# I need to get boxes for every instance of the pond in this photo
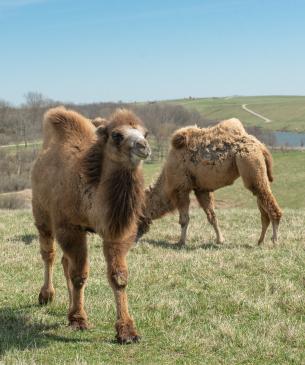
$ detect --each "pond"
[273,131,305,147]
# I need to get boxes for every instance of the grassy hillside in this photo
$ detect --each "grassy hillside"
[144,150,305,209]
[0,208,304,364]
[169,96,305,132]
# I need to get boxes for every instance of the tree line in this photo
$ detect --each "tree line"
[0,92,276,195]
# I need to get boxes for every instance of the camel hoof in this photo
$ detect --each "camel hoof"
[115,319,140,344]
[38,289,55,305]
[217,238,225,245]
[116,334,141,345]
[69,319,89,331]
[177,240,186,247]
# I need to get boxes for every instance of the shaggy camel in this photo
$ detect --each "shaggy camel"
[137,118,282,246]
[32,107,150,343]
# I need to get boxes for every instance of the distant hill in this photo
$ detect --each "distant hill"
[166,96,305,132]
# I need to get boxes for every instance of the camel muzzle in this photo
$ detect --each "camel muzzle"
[132,140,151,159]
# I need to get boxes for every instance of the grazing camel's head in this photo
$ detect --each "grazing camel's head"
[97,109,150,167]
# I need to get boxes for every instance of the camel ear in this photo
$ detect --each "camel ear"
[172,131,187,149]
[92,117,108,128]
[96,125,109,142]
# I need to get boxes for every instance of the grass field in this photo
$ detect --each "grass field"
[0,150,304,364]
[1,208,305,364]
[169,96,305,132]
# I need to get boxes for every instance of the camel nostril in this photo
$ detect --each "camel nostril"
[135,141,146,150]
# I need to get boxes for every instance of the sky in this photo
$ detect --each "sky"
[0,0,305,104]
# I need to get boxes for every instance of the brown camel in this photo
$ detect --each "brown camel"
[137,118,282,246]
[32,106,150,343]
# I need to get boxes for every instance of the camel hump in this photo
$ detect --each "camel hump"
[171,127,190,149]
[219,118,246,133]
[43,106,94,145]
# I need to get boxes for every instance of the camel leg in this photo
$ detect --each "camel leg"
[237,155,282,245]
[61,255,73,311]
[56,226,89,329]
[103,241,139,344]
[257,199,270,245]
[177,195,190,246]
[195,191,224,244]
[171,190,190,246]
[255,188,281,244]
[36,223,56,305]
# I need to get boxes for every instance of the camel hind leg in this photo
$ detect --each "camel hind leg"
[33,206,56,305]
[195,190,224,244]
[257,199,270,245]
[236,153,282,245]
[56,225,89,330]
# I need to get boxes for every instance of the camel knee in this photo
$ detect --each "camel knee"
[40,247,56,263]
[70,272,88,289]
[179,212,189,227]
[110,269,128,289]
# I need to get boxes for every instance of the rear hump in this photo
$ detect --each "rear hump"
[42,106,94,146]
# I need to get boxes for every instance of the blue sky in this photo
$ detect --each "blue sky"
[0,0,304,104]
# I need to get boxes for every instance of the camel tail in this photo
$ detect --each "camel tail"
[42,106,94,146]
[262,146,274,182]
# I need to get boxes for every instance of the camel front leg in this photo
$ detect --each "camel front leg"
[173,190,190,246]
[195,191,224,244]
[61,255,73,311]
[103,241,139,344]
[177,203,190,246]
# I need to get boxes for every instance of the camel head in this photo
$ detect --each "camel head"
[96,108,151,168]
[136,215,152,242]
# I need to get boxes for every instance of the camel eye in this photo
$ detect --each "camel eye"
[111,131,124,145]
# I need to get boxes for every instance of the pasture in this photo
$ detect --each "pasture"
[0,150,305,364]
[171,96,305,132]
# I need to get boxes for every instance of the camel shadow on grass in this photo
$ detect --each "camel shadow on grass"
[11,233,37,245]
[0,305,91,358]
[143,239,254,251]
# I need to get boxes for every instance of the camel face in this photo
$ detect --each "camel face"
[106,124,151,166]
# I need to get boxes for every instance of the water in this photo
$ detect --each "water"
[273,131,305,147]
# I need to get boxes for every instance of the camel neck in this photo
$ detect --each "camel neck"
[100,161,144,239]
[145,168,174,220]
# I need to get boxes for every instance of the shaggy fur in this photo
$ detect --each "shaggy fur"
[137,118,282,246]
[32,106,150,343]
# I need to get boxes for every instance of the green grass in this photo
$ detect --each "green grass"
[144,150,305,209]
[168,96,305,132]
[0,150,304,364]
[1,208,305,364]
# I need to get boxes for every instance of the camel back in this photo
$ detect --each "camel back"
[171,118,246,150]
